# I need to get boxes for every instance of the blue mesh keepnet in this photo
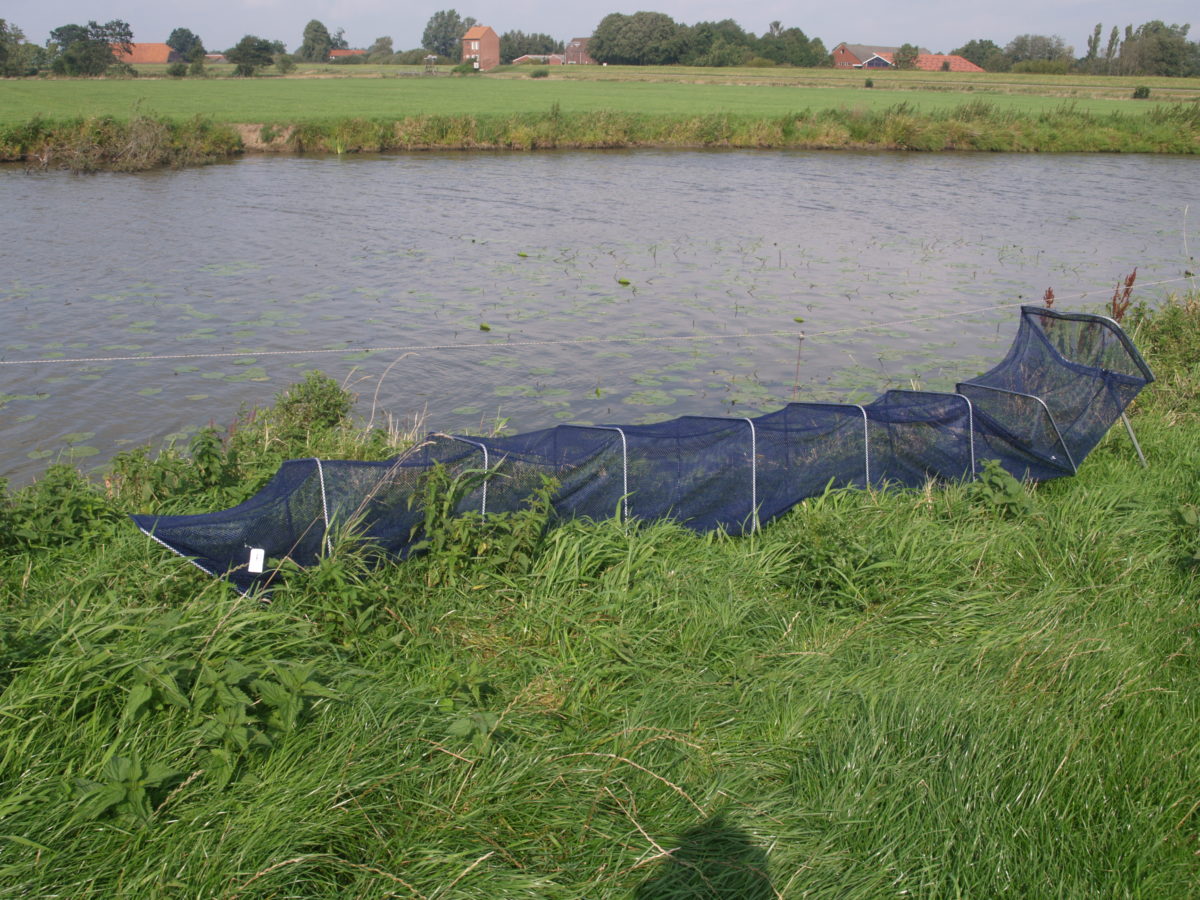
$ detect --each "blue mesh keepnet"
[132,306,1154,595]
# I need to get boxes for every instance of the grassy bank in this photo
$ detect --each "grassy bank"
[1,297,1199,895]
[3,100,1199,171]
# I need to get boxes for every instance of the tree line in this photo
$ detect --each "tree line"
[1,12,1197,78]
[952,22,1198,76]
[589,14,825,67]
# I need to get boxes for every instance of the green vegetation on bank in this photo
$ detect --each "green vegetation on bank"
[2,100,1199,170]
[1,297,1199,895]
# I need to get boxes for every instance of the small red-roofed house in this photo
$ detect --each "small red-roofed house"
[329,49,368,60]
[836,44,984,73]
[462,25,500,71]
[111,43,183,65]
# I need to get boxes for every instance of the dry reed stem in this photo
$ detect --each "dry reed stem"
[558,751,704,813]
[431,850,495,898]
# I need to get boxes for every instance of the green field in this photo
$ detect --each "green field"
[4,65,1200,125]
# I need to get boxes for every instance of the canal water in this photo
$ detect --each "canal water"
[1,150,1197,484]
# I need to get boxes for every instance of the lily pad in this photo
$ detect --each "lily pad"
[624,390,676,407]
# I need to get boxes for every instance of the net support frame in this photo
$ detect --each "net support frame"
[1045,309,1153,469]
[577,425,629,522]
[1121,412,1148,468]
[680,415,760,533]
[855,404,871,485]
[780,402,871,486]
[446,436,491,519]
[876,390,976,477]
[955,382,1078,475]
[313,457,332,555]
[742,416,759,532]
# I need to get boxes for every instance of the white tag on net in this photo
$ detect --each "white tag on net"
[248,548,265,574]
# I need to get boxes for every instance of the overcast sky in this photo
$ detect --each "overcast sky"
[10,1,1197,55]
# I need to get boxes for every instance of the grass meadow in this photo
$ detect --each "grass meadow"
[3,66,1200,125]
[0,296,1198,895]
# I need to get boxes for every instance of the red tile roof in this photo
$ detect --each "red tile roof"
[112,43,180,64]
[915,54,985,73]
[462,26,493,40]
[329,49,367,58]
[876,52,985,73]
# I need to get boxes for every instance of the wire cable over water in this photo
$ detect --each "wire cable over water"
[0,277,1190,369]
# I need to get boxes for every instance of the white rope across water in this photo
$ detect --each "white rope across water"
[0,276,1190,370]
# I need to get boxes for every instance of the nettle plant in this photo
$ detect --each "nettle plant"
[969,459,1036,518]
[407,464,559,588]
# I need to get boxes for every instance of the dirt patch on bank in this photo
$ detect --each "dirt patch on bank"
[235,123,295,151]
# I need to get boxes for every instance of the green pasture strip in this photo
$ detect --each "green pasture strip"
[0,76,1185,125]
[151,61,1200,100]
[1,298,1199,895]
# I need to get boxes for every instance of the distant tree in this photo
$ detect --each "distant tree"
[0,19,38,75]
[166,27,204,58]
[50,20,133,76]
[757,24,825,67]
[679,20,753,67]
[1004,34,1072,64]
[187,47,206,77]
[951,38,1001,69]
[49,23,89,50]
[893,43,920,69]
[590,12,683,65]
[0,19,14,70]
[1118,21,1198,76]
[1104,26,1121,71]
[226,35,276,76]
[331,28,349,51]
[423,10,475,59]
[275,53,296,74]
[499,30,562,64]
[1084,23,1102,64]
[983,49,1011,72]
[366,36,393,62]
[297,19,333,61]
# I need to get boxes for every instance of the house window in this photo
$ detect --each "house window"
[469,40,479,51]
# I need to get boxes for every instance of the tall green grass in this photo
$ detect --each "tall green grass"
[1,303,1199,895]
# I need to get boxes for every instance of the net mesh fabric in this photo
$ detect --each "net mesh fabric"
[132,307,1153,595]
